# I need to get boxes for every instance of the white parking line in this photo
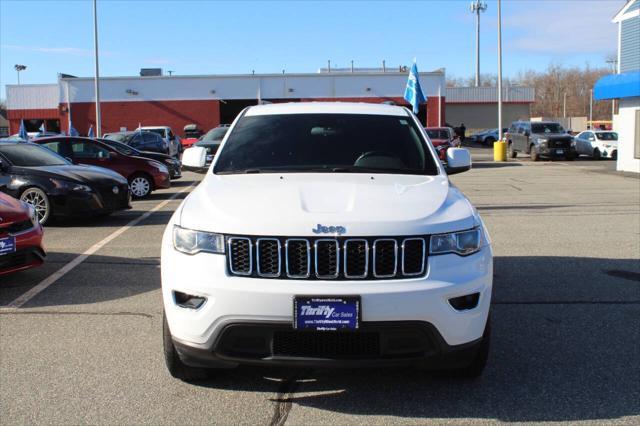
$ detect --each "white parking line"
[4,183,196,309]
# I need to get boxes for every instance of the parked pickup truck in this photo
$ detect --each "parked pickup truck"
[164,102,493,381]
[506,120,575,161]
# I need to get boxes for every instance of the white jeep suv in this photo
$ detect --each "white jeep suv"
[162,102,493,380]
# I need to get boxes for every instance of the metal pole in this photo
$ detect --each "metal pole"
[589,88,593,127]
[65,81,72,134]
[17,70,20,85]
[563,92,567,118]
[327,60,331,73]
[476,7,480,87]
[93,0,102,137]
[497,0,503,142]
[382,60,386,73]
[350,60,354,73]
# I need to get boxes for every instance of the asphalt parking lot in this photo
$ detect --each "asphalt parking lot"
[1,151,639,425]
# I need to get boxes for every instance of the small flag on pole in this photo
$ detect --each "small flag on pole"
[39,122,46,134]
[87,125,95,138]
[69,122,79,137]
[404,61,426,114]
[18,120,29,141]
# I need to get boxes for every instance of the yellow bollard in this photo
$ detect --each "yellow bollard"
[493,139,507,162]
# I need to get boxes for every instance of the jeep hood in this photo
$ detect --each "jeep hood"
[179,173,476,236]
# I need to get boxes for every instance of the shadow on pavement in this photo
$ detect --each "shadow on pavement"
[187,256,639,423]
[473,162,523,169]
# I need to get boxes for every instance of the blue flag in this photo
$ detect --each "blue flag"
[18,120,29,141]
[69,122,79,137]
[87,125,95,138]
[404,62,426,114]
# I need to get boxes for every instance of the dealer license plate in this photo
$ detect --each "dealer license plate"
[294,296,360,331]
[556,149,564,155]
[0,236,16,256]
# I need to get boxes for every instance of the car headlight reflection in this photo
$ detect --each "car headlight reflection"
[430,227,483,256]
[173,225,225,255]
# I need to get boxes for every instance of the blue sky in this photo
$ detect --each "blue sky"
[0,0,625,99]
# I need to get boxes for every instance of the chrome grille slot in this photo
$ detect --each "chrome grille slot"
[402,238,426,276]
[227,235,426,280]
[256,238,281,277]
[373,239,397,278]
[286,239,311,278]
[227,237,252,275]
[344,239,368,278]
[315,239,339,279]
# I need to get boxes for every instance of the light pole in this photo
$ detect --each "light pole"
[93,0,102,137]
[470,0,487,87]
[589,88,593,128]
[497,0,503,142]
[563,92,567,118]
[14,64,27,85]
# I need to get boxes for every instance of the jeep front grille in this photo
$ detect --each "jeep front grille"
[227,236,427,280]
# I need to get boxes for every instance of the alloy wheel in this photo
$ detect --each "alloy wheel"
[130,176,151,198]
[20,188,50,224]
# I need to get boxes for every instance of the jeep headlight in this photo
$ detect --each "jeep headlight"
[430,227,482,256]
[173,225,225,255]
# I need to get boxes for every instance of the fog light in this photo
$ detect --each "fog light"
[173,291,206,309]
[449,292,480,311]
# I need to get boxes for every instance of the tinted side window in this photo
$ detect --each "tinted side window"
[72,141,110,159]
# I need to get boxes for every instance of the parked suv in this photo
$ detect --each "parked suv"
[139,126,182,157]
[35,136,170,198]
[506,121,575,161]
[103,131,170,156]
[163,102,493,381]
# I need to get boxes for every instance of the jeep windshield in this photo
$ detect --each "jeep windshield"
[532,123,564,134]
[214,113,438,175]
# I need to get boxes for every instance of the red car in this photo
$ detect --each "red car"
[35,137,171,199]
[0,192,46,276]
[425,127,459,161]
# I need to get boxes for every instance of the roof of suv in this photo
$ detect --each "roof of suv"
[245,102,410,117]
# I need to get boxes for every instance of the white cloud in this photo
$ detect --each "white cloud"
[1,44,115,57]
[504,0,623,55]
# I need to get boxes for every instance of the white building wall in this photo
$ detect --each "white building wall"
[615,96,640,173]
[58,72,445,104]
[6,84,59,109]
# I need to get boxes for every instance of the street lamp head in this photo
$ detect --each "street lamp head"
[14,64,27,72]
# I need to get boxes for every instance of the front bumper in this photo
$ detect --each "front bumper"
[0,224,46,276]
[172,320,485,369]
[153,172,171,190]
[162,231,493,366]
[50,184,131,217]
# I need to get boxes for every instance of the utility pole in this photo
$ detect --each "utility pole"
[589,88,593,128]
[563,92,567,118]
[14,64,27,85]
[470,1,487,87]
[93,0,102,137]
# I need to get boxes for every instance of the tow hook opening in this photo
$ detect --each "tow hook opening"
[174,291,207,309]
[449,292,480,311]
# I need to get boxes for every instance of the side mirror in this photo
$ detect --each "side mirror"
[445,148,472,175]
[181,146,207,170]
[65,156,76,164]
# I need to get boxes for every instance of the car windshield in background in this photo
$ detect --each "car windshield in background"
[214,113,438,175]
[100,139,136,155]
[0,144,69,166]
[532,123,564,134]
[426,129,449,139]
[145,129,166,138]
[199,127,228,143]
[596,132,618,141]
[104,133,129,143]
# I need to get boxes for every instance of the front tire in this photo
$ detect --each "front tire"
[508,142,517,158]
[129,174,153,199]
[20,187,51,225]
[484,136,495,146]
[163,312,210,382]
[593,148,602,160]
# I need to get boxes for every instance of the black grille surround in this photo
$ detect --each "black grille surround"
[227,235,427,280]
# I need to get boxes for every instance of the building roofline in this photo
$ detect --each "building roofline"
[613,0,638,22]
[58,70,445,82]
